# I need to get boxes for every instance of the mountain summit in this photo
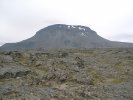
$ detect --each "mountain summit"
[1,24,133,50]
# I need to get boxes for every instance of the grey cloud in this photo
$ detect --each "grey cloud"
[110,33,133,43]
[113,33,133,38]
[0,0,133,43]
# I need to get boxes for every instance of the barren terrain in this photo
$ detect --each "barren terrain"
[0,48,133,100]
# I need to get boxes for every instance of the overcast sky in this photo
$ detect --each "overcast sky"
[0,0,133,46]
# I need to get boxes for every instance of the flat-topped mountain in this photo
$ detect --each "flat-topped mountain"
[1,24,133,50]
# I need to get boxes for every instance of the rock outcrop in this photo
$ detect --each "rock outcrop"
[0,48,133,99]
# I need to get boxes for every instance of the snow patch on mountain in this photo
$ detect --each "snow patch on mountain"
[68,25,76,29]
[81,33,87,37]
[68,25,71,29]
[78,27,85,31]
[71,25,76,28]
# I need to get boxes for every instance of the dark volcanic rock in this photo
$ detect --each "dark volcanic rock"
[1,24,133,50]
[0,48,133,99]
[0,65,30,79]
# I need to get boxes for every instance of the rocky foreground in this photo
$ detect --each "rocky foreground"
[0,48,133,100]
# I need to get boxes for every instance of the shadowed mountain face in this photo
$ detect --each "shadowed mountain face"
[1,24,133,50]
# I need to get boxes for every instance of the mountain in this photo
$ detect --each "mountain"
[1,24,133,50]
[0,41,4,47]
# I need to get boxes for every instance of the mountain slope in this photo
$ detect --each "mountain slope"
[1,24,133,50]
